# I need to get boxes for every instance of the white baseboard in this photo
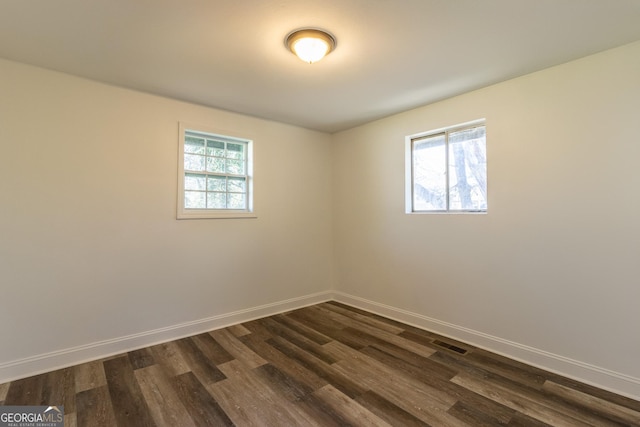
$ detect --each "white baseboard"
[0,291,332,385]
[333,291,640,401]
[3,289,639,402]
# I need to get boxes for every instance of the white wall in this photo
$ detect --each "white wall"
[332,41,640,397]
[0,59,333,377]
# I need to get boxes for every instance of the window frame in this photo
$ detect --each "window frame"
[405,119,487,214]
[177,122,255,220]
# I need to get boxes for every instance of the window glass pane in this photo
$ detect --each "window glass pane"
[226,143,245,160]
[184,191,206,209]
[227,177,246,193]
[413,134,446,211]
[226,159,244,175]
[228,193,246,209]
[185,173,206,191]
[207,192,226,209]
[184,136,205,154]
[184,154,205,171]
[206,140,225,157]
[448,127,487,211]
[206,157,226,173]
[181,128,251,216]
[207,175,226,191]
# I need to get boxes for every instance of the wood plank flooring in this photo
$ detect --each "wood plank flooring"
[2,302,640,426]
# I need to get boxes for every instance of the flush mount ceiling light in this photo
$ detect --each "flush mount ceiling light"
[285,28,336,64]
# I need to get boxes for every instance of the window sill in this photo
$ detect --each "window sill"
[177,210,257,220]
[406,210,487,215]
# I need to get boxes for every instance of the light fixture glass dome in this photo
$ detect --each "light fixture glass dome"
[286,29,336,64]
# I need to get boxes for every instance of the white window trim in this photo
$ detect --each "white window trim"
[177,122,256,220]
[405,119,486,214]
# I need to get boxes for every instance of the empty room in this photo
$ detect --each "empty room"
[1,0,640,425]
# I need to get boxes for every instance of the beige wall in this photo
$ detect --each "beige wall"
[332,41,640,396]
[1,40,639,397]
[0,58,334,369]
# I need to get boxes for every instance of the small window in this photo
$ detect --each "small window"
[406,121,487,213]
[178,124,254,219]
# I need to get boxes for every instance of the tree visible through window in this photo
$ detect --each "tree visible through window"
[177,124,254,219]
[410,123,486,212]
[183,132,248,209]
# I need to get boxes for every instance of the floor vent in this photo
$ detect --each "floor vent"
[433,340,468,355]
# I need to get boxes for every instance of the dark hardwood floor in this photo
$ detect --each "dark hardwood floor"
[2,302,640,426]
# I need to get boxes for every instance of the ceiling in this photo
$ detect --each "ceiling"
[1,0,640,133]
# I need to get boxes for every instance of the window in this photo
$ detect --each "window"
[178,124,254,219]
[406,121,486,213]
